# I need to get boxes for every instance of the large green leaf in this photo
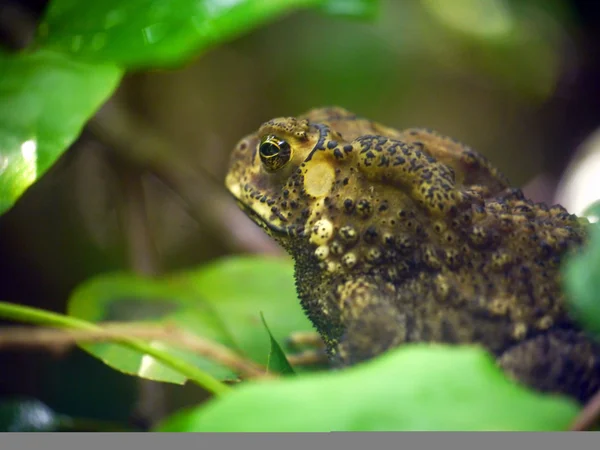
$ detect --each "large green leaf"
[39,0,378,68]
[0,50,122,214]
[67,256,314,384]
[155,344,580,431]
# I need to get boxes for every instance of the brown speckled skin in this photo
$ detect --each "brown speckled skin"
[225,106,600,403]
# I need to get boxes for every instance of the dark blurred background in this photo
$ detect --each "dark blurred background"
[0,0,599,428]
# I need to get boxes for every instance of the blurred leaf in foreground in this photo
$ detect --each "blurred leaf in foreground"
[39,0,380,68]
[155,344,579,431]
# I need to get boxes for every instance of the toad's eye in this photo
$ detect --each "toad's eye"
[258,135,292,172]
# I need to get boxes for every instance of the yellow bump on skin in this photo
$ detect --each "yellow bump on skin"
[310,219,334,245]
[382,233,394,245]
[434,274,451,299]
[384,282,396,294]
[315,245,330,260]
[432,220,447,233]
[512,322,528,340]
[536,316,553,330]
[488,297,510,316]
[367,248,381,261]
[342,252,357,268]
[303,161,335,198]
[327,261,341,273]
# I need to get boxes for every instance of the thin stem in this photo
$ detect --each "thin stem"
[111,157,161,276]
[570,388,600,431]
[0,324,272,380]
[0,301,230,396]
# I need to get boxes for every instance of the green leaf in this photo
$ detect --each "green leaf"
[38,0,379,69]
[0,50,122,215]
[67,256,314,383]
[261,313,295,375]
[317,0,378,18]
[155,344,580,431]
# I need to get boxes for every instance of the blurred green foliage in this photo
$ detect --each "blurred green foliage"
[67,256,311,383]
[155,345,579,431]
[39,0,377,68]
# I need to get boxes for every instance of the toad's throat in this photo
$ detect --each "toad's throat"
[236,200,289,236]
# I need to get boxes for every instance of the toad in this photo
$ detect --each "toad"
[225,106,599,403]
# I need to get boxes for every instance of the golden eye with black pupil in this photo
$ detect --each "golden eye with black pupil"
[258,135,292,172]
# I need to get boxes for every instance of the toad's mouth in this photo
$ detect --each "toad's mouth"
[235,200,288,236]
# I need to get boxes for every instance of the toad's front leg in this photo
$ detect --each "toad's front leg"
[328,278,409,367]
